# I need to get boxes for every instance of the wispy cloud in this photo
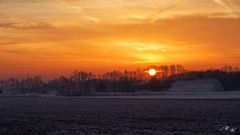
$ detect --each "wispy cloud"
[148,0,183,19]
[0,22,54,29]
[213,0,233,14]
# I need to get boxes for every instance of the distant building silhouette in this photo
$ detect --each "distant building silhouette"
[170,78,224,92]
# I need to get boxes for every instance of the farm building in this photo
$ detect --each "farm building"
[169,78,224,92]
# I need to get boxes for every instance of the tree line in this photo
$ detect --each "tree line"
[0,65,240,96]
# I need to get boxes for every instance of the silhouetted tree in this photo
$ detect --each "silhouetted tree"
[2,65,240,96]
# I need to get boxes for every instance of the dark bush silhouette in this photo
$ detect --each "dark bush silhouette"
[1,65,240,96]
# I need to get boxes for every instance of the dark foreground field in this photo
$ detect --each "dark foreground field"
[0,97,240,135]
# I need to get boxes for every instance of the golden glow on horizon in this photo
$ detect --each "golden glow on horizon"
[0,0,240,78]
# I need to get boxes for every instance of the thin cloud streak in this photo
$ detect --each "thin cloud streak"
[213,0,233,14]
[148,0,183,19]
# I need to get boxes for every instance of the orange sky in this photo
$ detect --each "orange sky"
[1,0,240,79]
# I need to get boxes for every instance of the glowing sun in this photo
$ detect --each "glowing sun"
[148,69,157,76]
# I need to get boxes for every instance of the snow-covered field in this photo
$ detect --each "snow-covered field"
[88,91,240,99]
[0,97,240,135]
[2,91,240,99]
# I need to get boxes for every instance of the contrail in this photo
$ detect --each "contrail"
[148,0,159,8]
[148,0,183,19]
[213,0,233,13]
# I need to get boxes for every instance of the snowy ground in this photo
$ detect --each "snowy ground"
[0,97,240,135]
[88,91,240,99]
[2,91,240,99]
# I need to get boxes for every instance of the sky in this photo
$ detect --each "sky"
[0,0,240,79]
